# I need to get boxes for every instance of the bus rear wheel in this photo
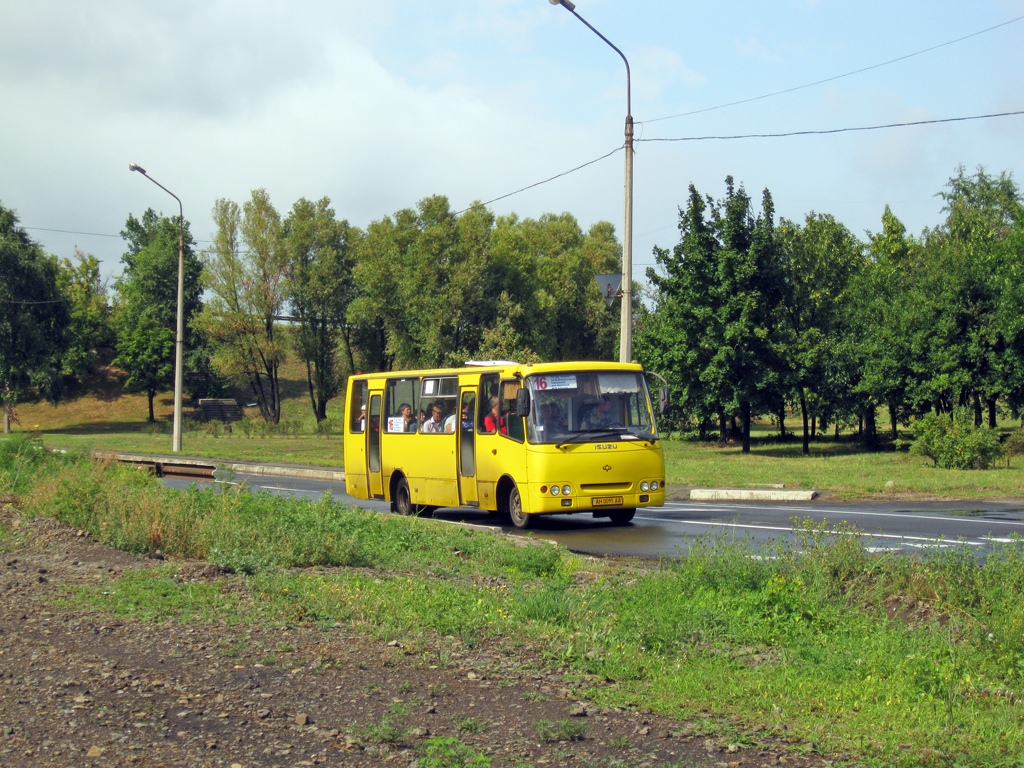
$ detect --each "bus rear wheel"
[507,484,533,529]
[608,508,636,525]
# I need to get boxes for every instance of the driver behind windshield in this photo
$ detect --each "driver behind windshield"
[581,395,613,430]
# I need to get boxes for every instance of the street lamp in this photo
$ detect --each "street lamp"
[128,163,185,453]
[548,0,634,363]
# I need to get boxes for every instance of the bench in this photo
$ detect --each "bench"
[198,398,243,422]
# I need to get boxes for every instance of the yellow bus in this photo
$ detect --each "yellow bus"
[343,360,666,528]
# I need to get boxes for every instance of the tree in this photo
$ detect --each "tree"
[850,207,923,444]
[637,183,724,437]
[55,249,114,383]
[113,209,202,422]
[638,179,787,451]
[283,197,360,423]
[910,168,1021,427]
[0,203,71,432]
[777,213,863,452]
[197,189,288,423]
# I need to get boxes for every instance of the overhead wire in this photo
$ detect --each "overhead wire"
[639,110,1024,143]
[640,14,1024,126]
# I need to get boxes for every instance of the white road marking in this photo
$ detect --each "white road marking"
[633,514,985,547]
[651,503,1024,528]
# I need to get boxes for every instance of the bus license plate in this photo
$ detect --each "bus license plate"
[592,496,624,507]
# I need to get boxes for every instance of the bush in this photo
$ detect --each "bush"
[910,410,1005,469]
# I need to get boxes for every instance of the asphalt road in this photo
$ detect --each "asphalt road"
[163,470,1024,560]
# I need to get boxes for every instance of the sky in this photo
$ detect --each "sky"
[3,0,1023,290]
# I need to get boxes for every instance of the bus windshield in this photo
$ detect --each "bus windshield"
[525,370,658,445]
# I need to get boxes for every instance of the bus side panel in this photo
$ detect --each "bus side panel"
[380,432,461,509]
[475,431,529,512]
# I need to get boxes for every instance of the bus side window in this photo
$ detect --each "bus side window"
[478,373,499,434]
[350,381,368,433]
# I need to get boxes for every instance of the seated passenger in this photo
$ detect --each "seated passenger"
[483,396,506,434]
[397,403,416,432]
[443,408,458,433]
[422,402,446,433]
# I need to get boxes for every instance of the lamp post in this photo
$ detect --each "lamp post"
[128,163,185,453]
[548,0,633,363]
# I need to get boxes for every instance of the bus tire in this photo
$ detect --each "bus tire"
[608,508,635,525]
[392,476,434,518]
[507,484,533,529]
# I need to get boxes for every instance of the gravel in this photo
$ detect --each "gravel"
[0,504,836,767]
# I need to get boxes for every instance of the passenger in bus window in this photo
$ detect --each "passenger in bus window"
[358,405,366,432]
[540,402,565,434]
[443,408,457,433]
[461,404,474,431]
[422,403,446,433]
[397,403,415,432]
[483,396,506,434]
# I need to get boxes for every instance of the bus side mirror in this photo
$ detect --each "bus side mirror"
[515,388,531,417]
[659,386,670,416]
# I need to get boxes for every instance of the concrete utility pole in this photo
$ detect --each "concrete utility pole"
[548,0,634,362]
[128,164,186,453]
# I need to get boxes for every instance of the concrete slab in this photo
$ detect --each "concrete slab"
[688,488,818,501]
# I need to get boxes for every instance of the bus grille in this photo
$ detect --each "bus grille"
[580,482,632,493]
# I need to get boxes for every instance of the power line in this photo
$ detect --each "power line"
[638,109,1024,143]
[641,14,1024,125]
[453,146,622,216]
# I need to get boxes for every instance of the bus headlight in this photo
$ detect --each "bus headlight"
[640,481,650,492]
[561,485,571,496]
[551,486,560,496]
[651,481,659,491]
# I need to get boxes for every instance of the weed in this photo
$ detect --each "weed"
[357,703,412,745]
[419,736,491,767]
[452,715,489,734]
[533,718,586,742]
[609,735,632,749]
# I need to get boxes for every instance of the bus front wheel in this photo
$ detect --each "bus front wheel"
[507,484,533,529]
[608,508,636,525]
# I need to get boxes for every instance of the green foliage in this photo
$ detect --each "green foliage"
[283,197,359,422]
[910,410,1005,469]
[419,736,491,767]
[197,190,287,424]
[0,434,60,494]
[638,178,788,451]
[55,250,114,381]
[533,718,586,742]
[0,203,72,408]
[114,207,203,421]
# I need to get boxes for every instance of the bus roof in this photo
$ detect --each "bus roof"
[349,360,645,380]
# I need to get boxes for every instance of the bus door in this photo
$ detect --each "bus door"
[457,389,478,506]
[368,394,384,499]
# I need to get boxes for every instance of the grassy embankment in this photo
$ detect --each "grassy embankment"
[3,436,1024,768]
[12,356,1024,498]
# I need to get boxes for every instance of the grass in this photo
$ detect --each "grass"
[5,443,1024,767]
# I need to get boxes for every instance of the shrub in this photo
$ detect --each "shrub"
[910,410,1004,469]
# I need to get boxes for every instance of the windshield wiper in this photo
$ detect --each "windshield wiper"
[556,427,626,449]
[555,427,660,449]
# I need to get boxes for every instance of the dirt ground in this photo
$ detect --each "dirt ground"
[0,504,838,768]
